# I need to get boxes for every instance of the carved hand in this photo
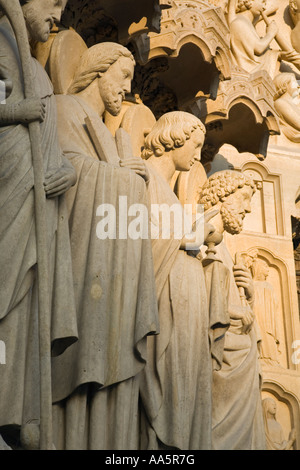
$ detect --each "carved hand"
[181,209,219,251]
[266,20,278,38]
[44,158,77,198]
[229,304,255,333]
[14,97,46,124]
[119,157,150,183]
[233,264,254,304]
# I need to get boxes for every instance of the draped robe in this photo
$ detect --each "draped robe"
[0,18,78,441]
[140,163,229,450]
[211,242,266,450]
[51,94,159,450]
[253,279,280,364]
[230,15,278,76]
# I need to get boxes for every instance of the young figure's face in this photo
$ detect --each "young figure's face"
[23,0,66,42]
[250,0,267,17]
[98,56,134,116]
[171,127,204,172]
[268,400,277,416]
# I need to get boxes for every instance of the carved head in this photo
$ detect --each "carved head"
[141,111,206,171]
[68,42,135,116]
[262,398,277,418]
[273,73,300,101]
[199,170,256,235]
[21,0,67,42]
[251,258,269,281]
[236,0,266,14]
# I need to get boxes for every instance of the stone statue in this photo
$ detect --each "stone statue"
[227,0,279,74]
[199,170,266,450]
[263,397,296,450]
[139,111,229,450]
[0,0,78,449]
[273,72,300,142]
[290,0,300,53]
[251,258,281,365]
[50,41,159,450]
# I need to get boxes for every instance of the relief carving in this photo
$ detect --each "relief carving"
[263,397,296,449]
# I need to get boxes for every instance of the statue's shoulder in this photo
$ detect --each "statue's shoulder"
[230,14,253,34]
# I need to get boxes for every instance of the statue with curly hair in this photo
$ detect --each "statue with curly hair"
[139,112,229,450]
[199,170,256,234]
[142,110,206,160]
[227,0,278,74]
[199,170,266,450]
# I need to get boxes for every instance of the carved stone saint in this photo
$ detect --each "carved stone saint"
[263,398,296,450]
[50,40,159,450]
[0,0,78,449]
[290,0,300,53]
[199,170,266,450]
[273,72,300,143]
[227,0,279,74]
[139,111,229,450]
[251,258,281,365]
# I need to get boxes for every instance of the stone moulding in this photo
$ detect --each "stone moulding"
[131,1,280,160]
[204,70,280,134]
[133,0,231,80]
[190,70,281,160]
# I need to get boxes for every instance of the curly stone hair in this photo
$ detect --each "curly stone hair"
[141,111,206,160]
[198,170,256,210]
[236,0,255,13]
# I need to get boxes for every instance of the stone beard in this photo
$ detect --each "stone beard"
[220,201,244,235]
[99,78,124,116]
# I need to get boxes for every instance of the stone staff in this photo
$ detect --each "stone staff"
[0,0,53,450]
[235,252,247,307]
